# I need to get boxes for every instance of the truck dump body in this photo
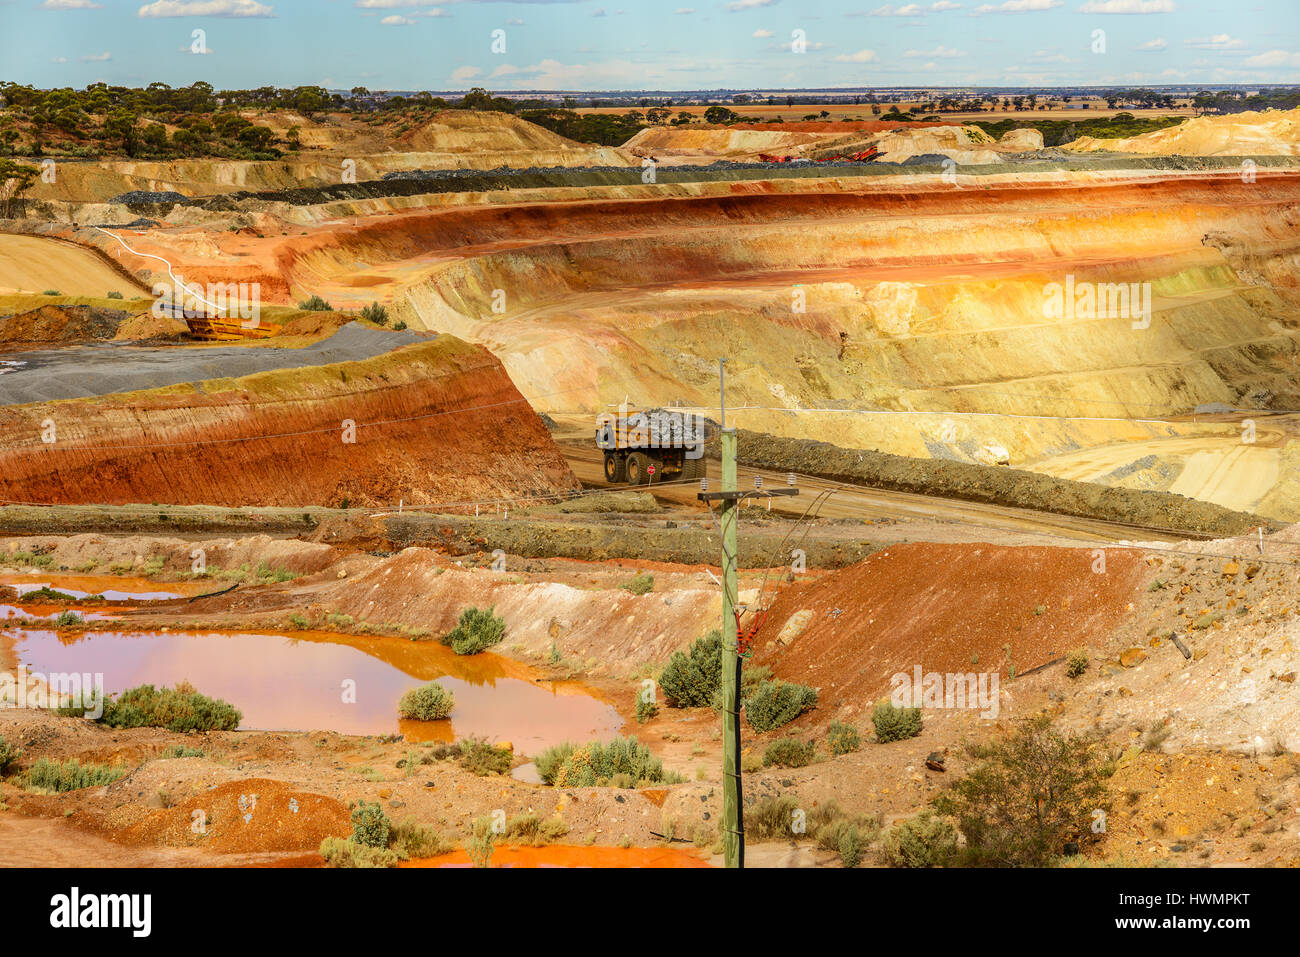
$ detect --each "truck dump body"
[595,407,713,485]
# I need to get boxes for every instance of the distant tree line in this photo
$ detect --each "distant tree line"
[1191,88,1300,115]
[973,112,1184,147]
[3,80,1283,160]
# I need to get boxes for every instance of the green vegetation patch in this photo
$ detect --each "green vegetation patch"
[440,606,506,655]
[100,682,241,732]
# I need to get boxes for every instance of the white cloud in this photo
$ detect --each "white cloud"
[381,14,414,24]
[138,0,274,17]
[79,51,111,61]
[725,0,774,10]
[904,44,963,57]
[752,27,773,36]
[1185,34,1245,50]
[835,48,878,62]
[591,6,606,15]
[355,0,444,7]
[506,17,523,24]
[50,56,69,63]
[973,0,1062,12]
[1244,49,1300,67]
[1077,0,1174,11]
[489,64,520,77]
[674,6,695,11]
[1137,38,1166,50]
[484,57,663,90]
[179,43,214,53]
[451,65,482,82]
[41,0,103,9]
[867,3,925,14]
[931,0,962,8]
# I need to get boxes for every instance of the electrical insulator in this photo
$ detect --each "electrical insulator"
[754,475,763,490]
[787,472,796,486]
[700,477,709,492]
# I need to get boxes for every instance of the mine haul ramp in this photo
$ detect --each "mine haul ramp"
[596,407,713,485]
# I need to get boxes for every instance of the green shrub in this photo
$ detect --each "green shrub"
[811,803,881,856]
[350,800,391,848]
[22,587,79,602]
[55,686,102,718]
[744,795,801,840]
[826,720,862,755]
[621,572,654,595]
[534,742,574,784]
[106,290,124,299]
[0,736,22,775]
[503,812,569,846]
[1066,649,1090,679]
[101,682,241,732]
[26,757,126,792]
[54,610,83,628]
[872,701,922,743]
[389,817,451,858]
[159,745,205,759]
[658,630,722,707]
[763,737,816,768]
[745,679,818,733]
[542,736,671,787]
[319,836,399,868]
[539,816,570,840]
[635,696,658,724]
[42,289,61,296]
[297,294,333,311]
[712,664,777,713]
[881,810,958,867]
[934,714,1110,867]
[393,320,407,331]
[838,824,866,868]
[440,606,506,655]
[359,301,388,325]
[458,736,512,776]
[467,815,496,867]
[397,682,455,721]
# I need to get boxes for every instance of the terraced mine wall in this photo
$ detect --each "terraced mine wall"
[13,154,1300,223]
[394,172,1300,417]
[724,429,1268,538]
[0,336,579,508]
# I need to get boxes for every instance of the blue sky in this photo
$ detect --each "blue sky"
[1,0,1297,92]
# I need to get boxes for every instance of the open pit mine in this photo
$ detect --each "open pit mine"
[0,95,1298,882]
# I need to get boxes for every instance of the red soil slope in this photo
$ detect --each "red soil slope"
[0,336,578,507]
[755,542,1151,706]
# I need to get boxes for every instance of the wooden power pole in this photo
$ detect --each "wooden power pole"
[697,359,796,869]
[719,424,741,868]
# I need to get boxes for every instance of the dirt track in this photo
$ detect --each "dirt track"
[560,439,1254,543]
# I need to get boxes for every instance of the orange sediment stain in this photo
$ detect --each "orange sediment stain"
[402,844,712,868]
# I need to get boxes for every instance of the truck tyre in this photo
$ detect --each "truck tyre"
[682,454,705,481]
[604,453,627,483]
[626,452,647,485]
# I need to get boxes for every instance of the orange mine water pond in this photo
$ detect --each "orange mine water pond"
[403,845,713,868]
[11,623,623,752]
[0,573,210,601]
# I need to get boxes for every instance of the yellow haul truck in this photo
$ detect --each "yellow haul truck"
[595,406,712,485]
